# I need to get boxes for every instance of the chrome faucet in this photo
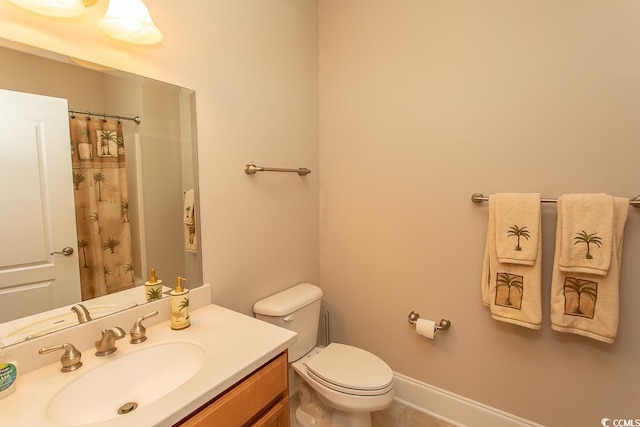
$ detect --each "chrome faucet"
[71,304,92,324]
[95,327,125,356]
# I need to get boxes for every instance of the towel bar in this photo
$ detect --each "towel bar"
[471,193,640,208]
[407,311,451,330]
[244,164,311,176]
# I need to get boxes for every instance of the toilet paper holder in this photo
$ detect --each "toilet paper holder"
[408,311,451,330]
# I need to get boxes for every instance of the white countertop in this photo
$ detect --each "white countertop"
[0,304,297,426]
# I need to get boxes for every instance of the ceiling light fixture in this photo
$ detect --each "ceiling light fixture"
[6,0,162,46]
[6,0,85,17]
[98,0,163,45]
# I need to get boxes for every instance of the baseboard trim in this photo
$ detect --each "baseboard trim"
[393,373,545,427]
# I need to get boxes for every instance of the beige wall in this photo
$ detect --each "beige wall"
[0,48,106,110]
[319,1,640,426]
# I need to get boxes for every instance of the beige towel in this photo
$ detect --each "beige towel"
[550,196,628,343]
[183,189,197,253]
[494,193,541,265]
[481,194,542,329]
[183,189,195,224]
[558,193,614,276]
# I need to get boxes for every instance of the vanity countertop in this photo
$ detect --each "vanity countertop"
[0,304,297,426]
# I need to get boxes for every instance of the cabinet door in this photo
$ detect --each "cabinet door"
[179,352,288,427]
[252,396,289,427]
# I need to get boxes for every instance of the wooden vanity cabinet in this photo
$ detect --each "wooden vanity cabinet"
[177,351,289,427]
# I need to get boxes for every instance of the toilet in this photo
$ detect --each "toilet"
[253,283,394,427]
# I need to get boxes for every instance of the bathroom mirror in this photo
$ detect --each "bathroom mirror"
[0,40,202,347]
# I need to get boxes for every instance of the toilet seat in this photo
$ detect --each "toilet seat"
[303,343,393,396]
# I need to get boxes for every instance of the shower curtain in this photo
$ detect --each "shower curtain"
[69,115,134,300]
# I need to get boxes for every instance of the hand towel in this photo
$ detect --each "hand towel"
[481,194,542,329]
[183,189,197,253]
[494,193,541,265]
[550,196,628,343]
[558,193,614,276]
[183,189,195,225]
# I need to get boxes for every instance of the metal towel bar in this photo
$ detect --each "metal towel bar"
[244,164,311,176]
[471,193,640,208]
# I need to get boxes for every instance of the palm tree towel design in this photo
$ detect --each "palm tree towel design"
[481,193,542,330]
[557,193,614,276]
[494,193,540,266]
[550,195,629,343]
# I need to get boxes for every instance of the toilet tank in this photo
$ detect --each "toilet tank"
[253,283,323,362]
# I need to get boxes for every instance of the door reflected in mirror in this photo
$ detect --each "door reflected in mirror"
[0,40,202,347]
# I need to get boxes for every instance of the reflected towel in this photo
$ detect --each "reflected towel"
[183,189,197,253]
[481,194,542,329]
[183,189,195,225]
[550,196,628,343]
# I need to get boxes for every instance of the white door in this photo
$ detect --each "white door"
[0,89,81,323]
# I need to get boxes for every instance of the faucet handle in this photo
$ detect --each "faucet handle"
[130,310,159,344]
[39,343,82,372]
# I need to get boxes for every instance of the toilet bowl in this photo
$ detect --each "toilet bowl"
[253,283,394,427]
[293,345,394,412]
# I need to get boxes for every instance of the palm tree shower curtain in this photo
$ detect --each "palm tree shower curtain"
[69,115,134,300]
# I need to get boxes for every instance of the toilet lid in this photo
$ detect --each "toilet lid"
[303,343,393,396]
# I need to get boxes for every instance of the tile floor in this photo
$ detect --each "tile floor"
[289,393,458,427]
[371,400,458,427]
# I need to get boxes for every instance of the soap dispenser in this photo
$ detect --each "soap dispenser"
[144,268,163,302]
[170,276,190,330]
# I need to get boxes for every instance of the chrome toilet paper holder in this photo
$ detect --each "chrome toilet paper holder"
[408,311,451,330]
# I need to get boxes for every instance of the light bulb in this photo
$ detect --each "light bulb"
[98,0,163,45]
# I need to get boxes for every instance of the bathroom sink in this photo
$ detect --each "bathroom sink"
[0,302,298,427]
[47,341,205,426]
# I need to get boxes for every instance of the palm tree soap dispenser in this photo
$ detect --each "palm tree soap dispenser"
[170,276,190,330]
[144,268,163,302]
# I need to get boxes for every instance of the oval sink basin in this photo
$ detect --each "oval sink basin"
[47,341,205,426]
